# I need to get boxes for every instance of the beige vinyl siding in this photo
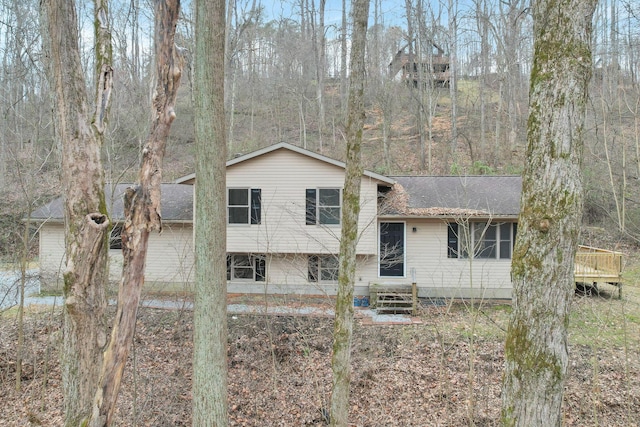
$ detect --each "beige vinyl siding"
[359,219,514,299]
[38,223,66,279]
[108,223,194,283]
[225,149,380,255]
[38,222,194,284]
[145,224,194,282]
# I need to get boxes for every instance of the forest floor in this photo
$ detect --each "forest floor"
[1,277,639,427]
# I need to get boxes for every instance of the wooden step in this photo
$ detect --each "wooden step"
[375,293,415,314]
[376,297,413,306]
[375,292,412,299]
[369,282,418,315]
[376,306,414,314]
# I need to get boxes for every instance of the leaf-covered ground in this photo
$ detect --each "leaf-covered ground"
[1,291,639,426]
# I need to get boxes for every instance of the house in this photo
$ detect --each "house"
[32,142,521,299]
[388,40,451,87]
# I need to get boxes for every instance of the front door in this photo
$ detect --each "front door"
[379,222,405,277]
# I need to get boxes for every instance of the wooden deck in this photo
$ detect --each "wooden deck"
[575,245,625,298]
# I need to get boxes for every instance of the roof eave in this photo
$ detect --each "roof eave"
[30,218,194,224]
[377,214,519,220]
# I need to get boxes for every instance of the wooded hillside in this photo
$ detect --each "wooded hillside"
[1,0,639,261]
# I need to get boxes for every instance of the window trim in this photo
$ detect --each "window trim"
[227,188,261,225]
[447,221,517,260]
[226,254,266,282]
[308,254,339,283]
[474,222,498,259]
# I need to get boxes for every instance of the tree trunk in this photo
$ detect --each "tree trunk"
[131,0,141,85]
[314,0,326,146]
[15,213,31,391]
[448,0,458,164]
[501,0,596,424]
[476,0,489,158]
[42,0,112,424]
[329,0,369,425]
[339,0,348,106]
[88,1,183,425]
[192,0,229,425]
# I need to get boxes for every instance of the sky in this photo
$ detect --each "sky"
[259,0,410,31]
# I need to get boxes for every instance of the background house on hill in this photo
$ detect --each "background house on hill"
[388,39,451,87]
[31,142,521,299]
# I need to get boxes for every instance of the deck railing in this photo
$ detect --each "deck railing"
[575,245,625,297]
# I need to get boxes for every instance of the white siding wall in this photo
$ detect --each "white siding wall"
[38,223,65,279]
[38,222,194,284]
[225,149,380,255]
[359,219,514,299]
[108,223,194,282]
[146,224,194,282]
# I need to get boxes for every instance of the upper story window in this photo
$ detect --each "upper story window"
[228,188,261,225]
[306,188,341,225]
[447,221,517,260]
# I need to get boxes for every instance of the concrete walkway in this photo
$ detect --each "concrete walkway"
[15,295,417,324]
[2,270,416,324]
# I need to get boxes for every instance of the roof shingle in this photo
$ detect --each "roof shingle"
[30,184,194,222]
[383,176,521,217]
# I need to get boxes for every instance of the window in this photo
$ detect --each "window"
[499,223,516,259]
[447,221,517,260]
[474,223,497,259]
[226,254,266,281]
[228,188,261,224]
[308,255,339,282]
[109,224,123,250]
[306,188,341,225]
[447,223,458,258]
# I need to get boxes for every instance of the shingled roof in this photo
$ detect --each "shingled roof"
[381,175,522,218]
[30,184,194,222]
[31,176,522,222]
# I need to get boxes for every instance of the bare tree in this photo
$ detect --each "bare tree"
[340,0,348,105]
[88,1,184,425]
[447,0,459,165]
[501,0,596,424]
[492,0,530,164]
[311,0,327,147]
[42,0,113,424]
[473,0,491,160]
[192,0,229,424]
[329,0,370,425]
